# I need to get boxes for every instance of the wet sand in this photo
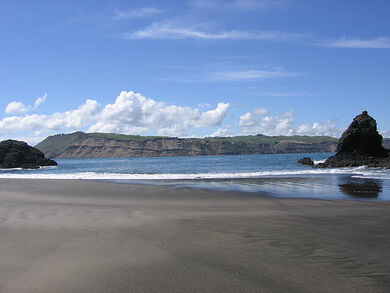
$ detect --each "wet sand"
[0,179,389,292]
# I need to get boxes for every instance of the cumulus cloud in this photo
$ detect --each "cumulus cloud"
[34,93,47,108]
[0,91,229,139]
[0,99,101,135]
[88,91,230,136]
[5,93,48,115]
[0,91,354,142]
[239,110,294,135]
[58,99,101,129]
[239,109,342,137]
[296,121,341,137]
[5,101,29,114]
[196,103,230,127]
[209,127,233,137]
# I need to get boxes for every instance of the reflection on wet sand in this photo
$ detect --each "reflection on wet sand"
[339,177,383,198]
[134,174,390,200]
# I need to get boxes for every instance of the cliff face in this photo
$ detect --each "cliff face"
[36,132,338,159]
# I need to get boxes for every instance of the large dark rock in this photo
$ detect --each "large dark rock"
[317,111,390,168]
[337,111,387,157]
[0,140,57,169]
[297,157,314,166]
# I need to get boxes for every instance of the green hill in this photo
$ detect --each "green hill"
[35,132,339,159]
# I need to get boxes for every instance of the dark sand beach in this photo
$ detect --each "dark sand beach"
[0,179,389,292]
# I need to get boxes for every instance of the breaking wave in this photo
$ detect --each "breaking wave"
[0,166,388,180]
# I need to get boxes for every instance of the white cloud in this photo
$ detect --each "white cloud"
[239,109,342,137]
[253,108,268,115]
[157,124,188,137]
[239,110,295,135]
[61,99,101,129]
[296,121,341,137]
[319,37,390,49]
[0,114,48,134]
[192,0,287,10]
[380,129,390,138]
[0,135,46,146]
[196,103,230,127]
[0,99,101,135]
[204,69,297,82]
[0,91,231,142]
[5,93,48,115]
[114,8,163,19]
[164,68,298,83]
[88,91,230,136]
[1,91,351,142]
[5,101,29,114]
[209,127,233,137]
[34,93,47,108]
[197,103,212,108]
[125,21,301,41]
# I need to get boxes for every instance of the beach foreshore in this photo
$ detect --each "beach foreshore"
[0,179,389,292]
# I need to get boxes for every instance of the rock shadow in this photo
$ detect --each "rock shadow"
[339,177,382,198]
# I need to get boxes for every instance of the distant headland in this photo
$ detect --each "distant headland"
[35,132,345,159]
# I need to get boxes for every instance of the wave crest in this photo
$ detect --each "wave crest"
[0,166,388,180]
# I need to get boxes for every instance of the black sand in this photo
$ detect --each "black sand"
[0,179,389,292]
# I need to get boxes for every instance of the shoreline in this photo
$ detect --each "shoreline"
[1,174,389,201]
[0,179,389,292]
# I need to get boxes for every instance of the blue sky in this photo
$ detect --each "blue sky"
[1,0,389,144]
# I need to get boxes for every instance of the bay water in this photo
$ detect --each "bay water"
[1,153,390,200]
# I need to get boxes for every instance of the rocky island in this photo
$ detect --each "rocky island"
[0,140,57,169]
[316,111,390,168]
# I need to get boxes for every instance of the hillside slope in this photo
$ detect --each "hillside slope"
[35,132,339,159]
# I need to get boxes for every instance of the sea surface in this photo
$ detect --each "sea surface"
[1,153,390,201]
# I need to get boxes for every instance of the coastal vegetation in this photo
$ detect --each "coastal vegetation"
[35,132,340,159]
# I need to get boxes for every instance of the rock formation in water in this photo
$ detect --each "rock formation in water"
[317,111,390,168]
[0,140,57,169]
[297,157,314,166]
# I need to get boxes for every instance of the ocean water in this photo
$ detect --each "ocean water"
[1,153,390,201]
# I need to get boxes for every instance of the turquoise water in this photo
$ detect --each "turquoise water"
[1,153,390,200]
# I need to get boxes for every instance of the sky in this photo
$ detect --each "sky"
[1,0,389,145]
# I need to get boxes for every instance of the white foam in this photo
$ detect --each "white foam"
[313,159,326,165]
[0,165,58,172]
[0,166,387,180]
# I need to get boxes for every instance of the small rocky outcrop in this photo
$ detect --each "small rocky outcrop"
[0,140,57,169]
[297,157,314,166]
[317,111,390,168]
